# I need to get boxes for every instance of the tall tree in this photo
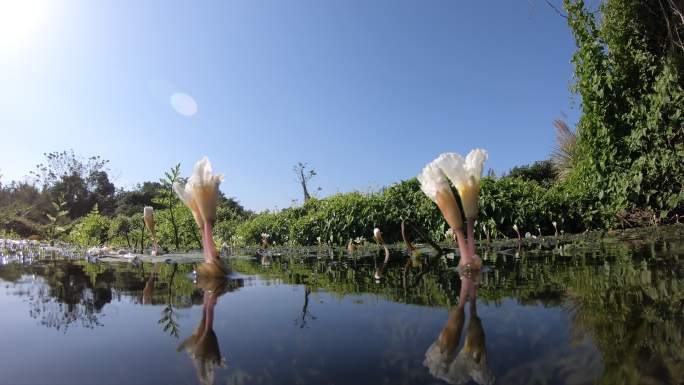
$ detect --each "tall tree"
[564,0,684,223]
[30,150,108,189]
[293,162,317,203]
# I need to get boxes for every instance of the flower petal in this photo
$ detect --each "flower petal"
[464,149,488,181]
[434,152,466,187]
[173,182,192,205]
[418,161,451,203]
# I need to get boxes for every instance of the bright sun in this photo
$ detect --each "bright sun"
[0,0,49,50]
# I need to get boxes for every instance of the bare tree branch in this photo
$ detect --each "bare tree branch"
[544,0,568,18]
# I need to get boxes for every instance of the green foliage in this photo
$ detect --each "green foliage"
[45,198,68,244]
[108,214,134,248]
[564,0,684,224]
[155,164,182,250]
[506,160,557,187]
[68,205,111,247]
[114,181,164,216]
[153,202,202,251]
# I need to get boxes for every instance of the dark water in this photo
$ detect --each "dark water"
[1,228,683,385]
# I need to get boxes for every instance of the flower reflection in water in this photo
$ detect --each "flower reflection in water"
[373,228,390,281]
[424,270,494,385]
[142,263,159,305]
[177,276,242,385]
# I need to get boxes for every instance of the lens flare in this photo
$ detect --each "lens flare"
[170,92,198,116]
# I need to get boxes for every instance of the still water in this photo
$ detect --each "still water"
[0,228,683,385]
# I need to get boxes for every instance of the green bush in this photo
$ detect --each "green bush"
[564,0,684,224]
[68,205,111,247]
[231,177,595,246]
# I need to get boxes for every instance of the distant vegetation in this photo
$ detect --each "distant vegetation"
[1,0,682,247]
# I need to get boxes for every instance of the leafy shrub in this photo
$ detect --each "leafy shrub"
[68,205,111,247]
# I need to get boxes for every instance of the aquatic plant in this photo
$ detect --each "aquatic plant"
[174,157,228,276]
[417,160,469,259]
[143,206,158,255]
[419,149,487,268]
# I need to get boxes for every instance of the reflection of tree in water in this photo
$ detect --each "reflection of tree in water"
[566,262,684,385]
[1,260,203,332]
[229,235,684,384]
[20,263,113,331]
[295,285,316,329]
[158,263,181,338]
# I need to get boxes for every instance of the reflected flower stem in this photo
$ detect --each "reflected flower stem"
[203,290,216,332]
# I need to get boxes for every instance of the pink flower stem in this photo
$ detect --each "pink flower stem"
[202,222,218,262]
[453,228,470,259]
[467,219,476,257]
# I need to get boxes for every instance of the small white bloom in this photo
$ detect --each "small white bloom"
[173,181,203,229]
[418,161,452,204]
[189,157,224,225]
[173,182,193,206]
[445,228,454,239]
[373,228,384,244]
[418,160,464,230]
[513,224,518,231]
[435,149,488,220]
[143,206,154,219]
[143,206,155,232]
[173,156,224,227]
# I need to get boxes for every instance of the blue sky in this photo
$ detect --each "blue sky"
[0,0,581,211]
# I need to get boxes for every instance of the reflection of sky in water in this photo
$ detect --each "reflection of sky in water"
[0,271,603,385]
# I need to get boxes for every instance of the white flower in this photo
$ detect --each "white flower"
[435,149,488,220]
[373,228,384,244]
[418,161,451,203]
[189,157,224,225]
[173,156,224,227]
[418,160,464,230]
[173,182,203,229]
[261,233,270,239]
[513,224,518,232]
[143,206,155,232]
[445,228,454,239]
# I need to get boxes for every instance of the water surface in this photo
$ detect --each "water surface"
[1,228,683,385]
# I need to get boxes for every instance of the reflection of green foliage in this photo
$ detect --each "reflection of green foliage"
[159,305,181,339]
[158,264,183,340]
[567,262,684,385]
[1,226,683,382]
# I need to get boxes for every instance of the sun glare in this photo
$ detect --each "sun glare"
[0,0,49,50]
